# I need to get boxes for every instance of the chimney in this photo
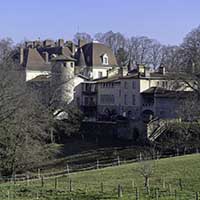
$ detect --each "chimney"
[42,52,49,63]
[43,40,54,47]
[33,41,39,48]
[25,41,33,48]
[78,39,87,48]
[138,64,145,77]
[20,48,24,65]
[144,67,150,77]
[58,39,64,47]
[66,41,76,55]
[158,65,166,75]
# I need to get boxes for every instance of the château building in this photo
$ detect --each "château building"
[17,38,193,140]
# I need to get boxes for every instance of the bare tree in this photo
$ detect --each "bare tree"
[73,32,93,44]
[0,47,55,175]
[137,160,155,187]
[94,31,127,54]
[127,36,154,66]
[149,40,163,69]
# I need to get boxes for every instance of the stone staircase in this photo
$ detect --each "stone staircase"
[147,118,180,142]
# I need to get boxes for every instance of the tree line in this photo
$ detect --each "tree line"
[0,39,82,176]
[74,26,200,73]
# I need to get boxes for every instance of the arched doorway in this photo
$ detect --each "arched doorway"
[142,109,154,123]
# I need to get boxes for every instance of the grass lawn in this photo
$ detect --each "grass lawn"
[1,154,200,199]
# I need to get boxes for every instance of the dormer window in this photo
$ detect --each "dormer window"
[102,53,109,65]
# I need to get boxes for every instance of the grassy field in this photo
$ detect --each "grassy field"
[1,154,200,199]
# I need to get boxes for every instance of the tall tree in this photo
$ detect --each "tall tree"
[94,31,127,54]
[0,45,54,175]
[115,47,129,67]
[73,32,93,44]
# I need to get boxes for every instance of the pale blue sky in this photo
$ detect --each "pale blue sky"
[0,0,200,45]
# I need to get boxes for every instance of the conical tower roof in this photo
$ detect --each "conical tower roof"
[77,48,86,67]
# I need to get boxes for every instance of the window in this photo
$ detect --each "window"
[104,57,108,64]
[132,81,135,89]
[85,97,89,105]
[98,71,103,78]
[124,81,128,89]
[63,62,67,67]
[102,54,109,65]
[132,95,136,105]
[166,81,168,88]
[71,62,74,67]
[119,90,121,96]
[124,94,127,105]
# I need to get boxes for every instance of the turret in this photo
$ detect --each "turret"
[51,55,76,107]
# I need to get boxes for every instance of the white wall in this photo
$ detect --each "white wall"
[26,70,50,81]
[73,76,86,105]
[92,66,112,79]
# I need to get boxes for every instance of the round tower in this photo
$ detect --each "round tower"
[51,55,76,107]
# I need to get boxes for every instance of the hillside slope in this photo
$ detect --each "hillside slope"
[1,154,200,199]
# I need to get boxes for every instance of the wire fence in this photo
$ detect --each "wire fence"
[0,148,199,183]
[0,175,199,200]
[0,150,199,199]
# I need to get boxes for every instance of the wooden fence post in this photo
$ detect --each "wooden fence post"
[26,174,30,186]
[14,174,16,185]
[156,188,159,200]
[162,178,166,189]
[69,179,73,192]
[139,152,142,161]
[132,179,135,189]
[169,184,172,195]
[156,151,159,160]
[38,169,41,179]
[101,182,104,193]
[36,192,39,199]
[97,160,99,169]
[174,190,177,200]
[117,156,120,165]
[66,164,70,175]
[117,184,123,198]
[7,190,10,200]
[179,179,182,191]
[55,178,58,190]
[135,187,139,200]
[196,192,199,200]
[41,176,44,187]
[85,184,88,193]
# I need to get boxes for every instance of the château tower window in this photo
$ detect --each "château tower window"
[102,54,109,65]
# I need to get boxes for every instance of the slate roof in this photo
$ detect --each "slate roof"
[76,48,86,67]
[24,48,51,71]
[141,87,194,98]
[22,40,118,72]
[75,42,118,67]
